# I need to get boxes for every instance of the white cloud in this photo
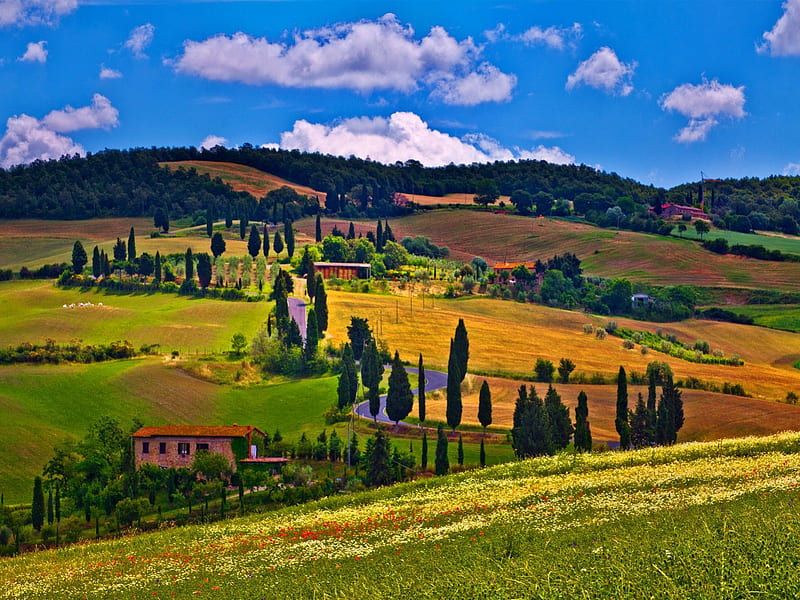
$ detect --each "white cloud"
[124,23,154,58]
[566,47,636,96]
[99,65,122,79]
[0,94,119,168]
[199,134,227,150]
[517,23,582,50]
[783,162,800,175]
[659,78,746,143]
[758,0,800,56]
[278,112,575,167]
[0,0,77,28]
[172,14,515,104]
[18,40,47,63]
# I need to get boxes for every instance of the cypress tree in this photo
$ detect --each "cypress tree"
[314,275,328,332]
[365,430,392,487]
[418,353,426,424]
[434,424,449,476]
[386,350,413,425]
[225,202,233,228]
[196,252,212,288]
[446,340,462,431]
[421,431,428,470]
[305,307,319,363]
[384,220,395,242]
[248,224,261,258]
[574,390,592,452]
[211,232,226,258]
[478,379,492,432]
[457,433,464,466]
[629,392,650,449]
[336,372,351,410]
[615,366,631,450]
[376,219,384,252]
[91,245,101,277]
[341,343,358,406]
[206,208,214,237]
[285,220,295,258]
[47,489,54,525]
[127,227,136,261]
[32,476,44,531]
[273,230,284,255]
[307,259,317,300]
[315,213,322,243]
[646,369,658,445]
[285,318,303,349]
[479,437,486,467]
[113,237,126,262]
[184,248,194,280]
[154,251,162,283]
[263,226,270,258]
[102,250,111,277]
[55,484,61,522]
[656,375,684,445]
[71,240,88,273]
[361,339,382,406]
[511,385,553,458]
[453,318,469,382]
[545,384,573,450]
[347,221,356,240]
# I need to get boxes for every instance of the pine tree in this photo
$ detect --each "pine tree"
[154,251,162,284]
[32,476,44,531]
[263,226,270,258]
[305,307,319,364]
[434,424,449,476]
[315,213,322,242]
[248,224,261,258]
[545,384,573,450]
[92,245,101,277]
[364,430,392,487]
[478,379,492,432]
[479,438,486,467]
[184,248,194,280]
[314,275,328,332]
[615,366,631,450]
[418,353,426,424]
[386,350,413,425]
[511,385,553,458]
[127,227,136,261]
[285,220,295,257]
[211,232,226,258]
[629,393,651,449]
[574,390,592,452]
[273,230,284,255]
[72,240,88,273]
[421,431,428,470]
[446,340,462,431]
[457,433,464,466]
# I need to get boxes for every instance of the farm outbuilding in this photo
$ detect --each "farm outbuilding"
[314,262,372,280]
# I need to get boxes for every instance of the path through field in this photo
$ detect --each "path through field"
[354,366,447,425]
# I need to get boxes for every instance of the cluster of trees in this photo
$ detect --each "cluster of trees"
[0,340,139,365]
[511,384,586,458]
[702,238,800,262]
[616,363,684,449]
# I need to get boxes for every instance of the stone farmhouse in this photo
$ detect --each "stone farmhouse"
[132,425,287,471]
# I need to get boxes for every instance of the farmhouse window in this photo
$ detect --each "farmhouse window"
[178,442,190,455]
[159,442,166,454]
[142,442,150,454]
[196,443,209,452]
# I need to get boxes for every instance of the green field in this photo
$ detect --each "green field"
[673,224,800,254]
[3,432,800,599]
[714,303,800,333]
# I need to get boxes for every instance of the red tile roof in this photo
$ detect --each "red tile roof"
[132,425,264,438]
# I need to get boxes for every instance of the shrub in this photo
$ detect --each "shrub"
[605,320,618,333]
[622,339,635,350]
[641,345,649,355]
[582,324,594,334]
[595,328,607,340]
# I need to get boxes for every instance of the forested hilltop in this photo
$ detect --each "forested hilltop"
[2,145,800,235]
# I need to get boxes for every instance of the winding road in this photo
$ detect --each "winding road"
[354,366,448,425]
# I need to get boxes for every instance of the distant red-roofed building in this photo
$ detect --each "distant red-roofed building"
[131,425,287,471]
[659,204,709,220]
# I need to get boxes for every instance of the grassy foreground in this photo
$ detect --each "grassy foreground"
[3,432,800,599]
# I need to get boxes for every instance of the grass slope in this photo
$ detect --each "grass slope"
[4,433,800,599]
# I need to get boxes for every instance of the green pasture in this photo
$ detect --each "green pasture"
[0,279,268,350]
[714,303,800,333]
[673,225,800,254]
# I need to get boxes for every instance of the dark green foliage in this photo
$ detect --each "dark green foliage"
[196,253,212,288]
[511,385,553,458]
[573,390,592,452]
[452,318,469,382]
[247,225,261,258]
[47,489,54,525]
[473,178,500,205]
[616,366,631,450]
[210,232,226,258]
[418,353,426,424]
[629,393,652,449]
[400,236,449,259]
[341,343,358,407]
[363,430,392,487]
[535,358,555,383]
[457,434,464,466]
[376,219,384,252]
[127,227,136,262]
[113,237,126,262]
[446,340,462,431]
[315,213,322,242]
[284,318,303,349]
[92,245,101,277]
[545,385,573,450]
[136,252,154,277]
[261,226,270,258]
[273,230,284,255]
[71,241,87,274]
[347,222,356,239]
[305,308,319,363]
[435,424,449,476]
[361,339,383,417]
[557,358,576,383]
[284,220,295,258]
[32,476,44,531]
[154,206,169,233]
[478,379,492,431]
[328,430,342,462]
[206,206,215,237]
[386,351,413,425]
[421,431,428,470]
[347,316,372,361]
[184,247,194,281]
[656,375,684,445]
[314,275,328,333]
[479,438,486,467]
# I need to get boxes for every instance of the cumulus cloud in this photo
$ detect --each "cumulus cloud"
[124,23,155,58]
[659,78,746,143]
[517,23,582,50]
[784,162,800,175]
[172,13,515,104]
[278,112,575,167]
[0,94,119,168]
[19,40,47,63]
[199,134,227,150]
[0,0,77,28]
[566,47,636,96]
[99,65,122,79]
[758,0,800,56]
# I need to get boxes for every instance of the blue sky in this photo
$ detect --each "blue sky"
[1,0,799,187]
